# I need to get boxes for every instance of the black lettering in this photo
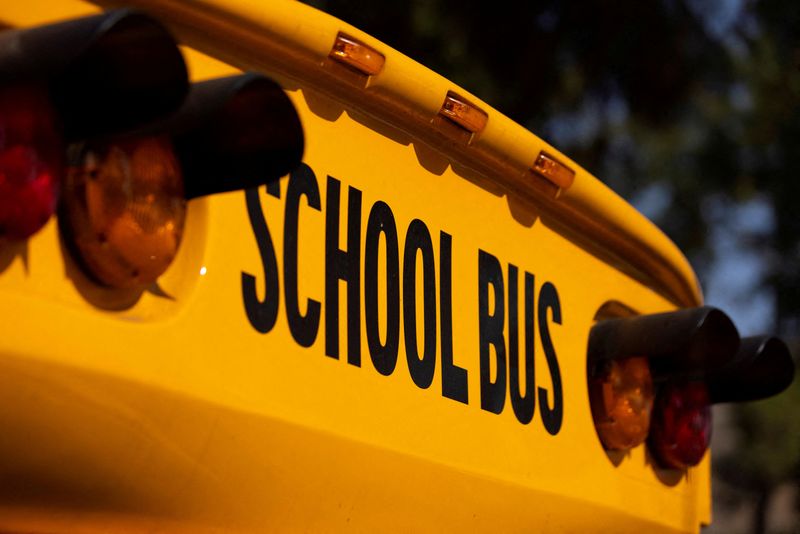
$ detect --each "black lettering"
[478,250,506,414]
[284,164,322,347]
[242,182,281,333]
[509,269,535,424]
[324,176,362,365]
[538,281,563,435]
[365,201,400,376]
[440,232,468,404]
[403,219,437,389]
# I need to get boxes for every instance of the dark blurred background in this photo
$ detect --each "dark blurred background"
[302,0,800,532]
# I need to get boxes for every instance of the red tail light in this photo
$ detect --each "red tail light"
[588,306,740,468]
[649,382,711,469]
[0,84,63,239]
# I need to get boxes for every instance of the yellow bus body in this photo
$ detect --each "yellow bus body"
[0,1,710,531]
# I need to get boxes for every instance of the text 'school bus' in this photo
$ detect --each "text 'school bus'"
[0,1,794,532]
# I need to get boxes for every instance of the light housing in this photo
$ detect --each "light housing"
[0,9,188,141]
[60,73,304,289]
[0,10,188,241]
[587,307,739,463]
[588,306,740,379]
[168,73,305,200]
[707,335,795,403]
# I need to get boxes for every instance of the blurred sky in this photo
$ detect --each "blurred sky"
[635,187,775,335]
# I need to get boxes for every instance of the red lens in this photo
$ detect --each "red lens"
[0,84,63,240]
[649,382,711,469]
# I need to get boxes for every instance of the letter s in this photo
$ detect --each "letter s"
[242,181,281,333]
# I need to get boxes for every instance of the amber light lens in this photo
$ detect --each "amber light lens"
[649,382,711,470]
[329,33,385,75]
[439,92,488,134]
[62,135,185,288]
[589,356,654,451]
[0,85,63,239]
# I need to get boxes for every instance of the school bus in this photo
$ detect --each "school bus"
[0,1,794,532]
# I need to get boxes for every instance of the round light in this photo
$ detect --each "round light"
[0,84,63,240]
[61,135,185,288]
[649,382,711,469]
[589,356,655,451]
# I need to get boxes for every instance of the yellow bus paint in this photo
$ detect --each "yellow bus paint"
[0,0,710,531]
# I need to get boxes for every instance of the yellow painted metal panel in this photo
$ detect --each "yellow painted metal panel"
[0,0,711,531]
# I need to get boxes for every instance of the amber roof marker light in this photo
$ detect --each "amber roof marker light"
[438,91,489,136]
[531,152,575,191]
[329,32,385,76]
